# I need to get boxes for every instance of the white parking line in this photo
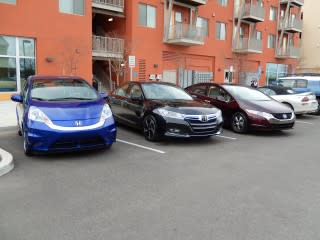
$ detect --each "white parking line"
[116,139,166,154]
[296,120,313,125]
[215,135,237,140]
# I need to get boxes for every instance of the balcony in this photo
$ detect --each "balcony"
[276,46,300,59]
[92,35,124,60]
[237,3,265,22]
[280,0,304,7]
[174,0,207,6]
[233,38,263,53]
[165,24,205,46]
[279,18,303,33]
[92,0,124,15]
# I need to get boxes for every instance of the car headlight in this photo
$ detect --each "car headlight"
[246,109,273,120]
[216,109,223,123]
[28,106,53,126]
[154,108,185,119]
[100,104,113,121]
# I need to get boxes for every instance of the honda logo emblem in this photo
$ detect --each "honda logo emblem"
[201,115,208,122]
[75,120,82,126]
[282,114,287,119]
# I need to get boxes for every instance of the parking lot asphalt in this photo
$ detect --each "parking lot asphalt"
[1,115,320,240]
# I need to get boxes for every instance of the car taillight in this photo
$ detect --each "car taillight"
[301,96,309,102]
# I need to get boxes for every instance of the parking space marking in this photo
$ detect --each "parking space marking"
[215,135,237,140]
[116,139,166,154]
[296,120,313,125]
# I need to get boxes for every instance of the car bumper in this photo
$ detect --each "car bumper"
[294,101,319,114]
[159,116,224,138]
[26,118,116,153]
[248,114,295,131]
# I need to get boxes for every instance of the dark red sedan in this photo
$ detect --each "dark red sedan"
[185,83,296,133]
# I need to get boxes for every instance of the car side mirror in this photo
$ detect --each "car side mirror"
[11,94,23,103]
[99,92,108,100]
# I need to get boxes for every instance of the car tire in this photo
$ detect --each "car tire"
[231,112,248,133]
[23,130,32,156]
[143,115,160,141]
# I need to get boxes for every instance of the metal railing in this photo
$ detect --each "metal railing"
[233,38,262,52]
[167,23,206,42]
[241,3,264,20]
[276,46,300,58]
[279,17,303,31]
[92,0,124,9]
[280,0,304,6]
[92,35,124,56]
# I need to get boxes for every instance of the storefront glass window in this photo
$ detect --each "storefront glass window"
[0,35,35,92]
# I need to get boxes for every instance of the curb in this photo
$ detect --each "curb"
[0,148,14,177]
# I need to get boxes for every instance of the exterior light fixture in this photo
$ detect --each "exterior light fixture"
[108,17,113,22]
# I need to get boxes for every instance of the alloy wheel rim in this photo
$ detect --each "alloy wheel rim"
[233,115,244,131]
[144,118,156,139]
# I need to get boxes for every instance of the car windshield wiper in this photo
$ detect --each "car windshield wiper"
[48,97,95,101]
[32,97,47,101]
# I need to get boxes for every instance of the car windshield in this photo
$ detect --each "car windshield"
[141,83,193,100]
[31,79,99,101]
[224,85,271,101]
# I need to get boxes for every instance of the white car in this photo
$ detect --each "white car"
[258,86,318,115]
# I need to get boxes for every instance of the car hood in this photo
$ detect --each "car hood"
[147,99,220,115]
[30,100,105,121]
[239,99,292,113]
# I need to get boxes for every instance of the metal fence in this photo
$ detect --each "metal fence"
[92,0,124,8]
[167,24,206,42]
[92,35,124,56]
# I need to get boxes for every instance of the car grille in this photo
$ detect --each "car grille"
[51,137,105,149]
[184,115,218,134]
[272,113,293,120]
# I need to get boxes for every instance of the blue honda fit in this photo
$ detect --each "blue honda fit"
[11,76,116,155]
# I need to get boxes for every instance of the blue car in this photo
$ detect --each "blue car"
[11,76,116,155]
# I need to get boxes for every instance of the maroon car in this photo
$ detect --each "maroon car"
[185,83,296,133]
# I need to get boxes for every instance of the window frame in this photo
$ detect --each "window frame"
[267,34,275,48]
[138,3,156,28]
[58,0,85,16]
[0,35,36,93]
[216,22,227,40]
[0,0,16,5]
[269,6,277,21]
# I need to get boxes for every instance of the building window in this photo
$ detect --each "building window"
[269,6,277,21]
[138,3,156,28]
[217,0,228,7]
[256,31,262,40]
[197,17,209,37]
[216,22,227,40]
[59,0,84,15]
[267,34,275,48]
[266,63,289,85]
[0,36,36,92]
[0,0,16,4]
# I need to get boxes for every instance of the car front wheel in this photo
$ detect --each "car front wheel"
[231,112,248,133]
[143,115,160,141]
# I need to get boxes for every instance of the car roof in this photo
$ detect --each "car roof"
[121,81,178,86]
[278,76,320,81]
[28,75,84,81]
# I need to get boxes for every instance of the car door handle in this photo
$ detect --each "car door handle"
[204,100,211,103]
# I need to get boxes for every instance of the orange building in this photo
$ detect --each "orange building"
[0,0,303,100]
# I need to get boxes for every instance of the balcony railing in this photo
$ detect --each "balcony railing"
[280,0,304,7]
[241,3,265,22]
[279,18,303,33]
[92,35,124,59]
[233,38,263,53]
[166,24,205,46]
[92,0,124,13]
[276,46,300,58]
[174,0,207,6]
